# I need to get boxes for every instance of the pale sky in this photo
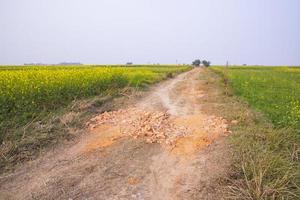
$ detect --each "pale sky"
[0,0,299,65]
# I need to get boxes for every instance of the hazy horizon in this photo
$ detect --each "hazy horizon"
[1,0,299,65]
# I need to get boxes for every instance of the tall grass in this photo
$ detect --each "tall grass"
[210,66,300,199]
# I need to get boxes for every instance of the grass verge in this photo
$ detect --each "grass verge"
[199,68,299,199]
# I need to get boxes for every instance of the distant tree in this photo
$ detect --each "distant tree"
[192,59,201,67]
[202,60,211,67]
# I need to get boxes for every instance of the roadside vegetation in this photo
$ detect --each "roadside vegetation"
[210,66,300,199]
[0,65,191,172]
[213,66,300,130]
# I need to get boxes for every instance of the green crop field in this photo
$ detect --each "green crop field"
[0,65,191,142]
[211,66,300,199]
[212,66,300,131]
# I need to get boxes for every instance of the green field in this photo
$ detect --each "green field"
[0,65,190,142]
[211,66,300,199]
[212,66,300,131]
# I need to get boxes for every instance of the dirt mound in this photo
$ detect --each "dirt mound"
[86,107,230,153]
[87,108,188,147]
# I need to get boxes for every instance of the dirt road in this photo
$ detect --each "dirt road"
[0,69,231,200]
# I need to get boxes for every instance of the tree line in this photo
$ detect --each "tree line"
[192,59,210,67]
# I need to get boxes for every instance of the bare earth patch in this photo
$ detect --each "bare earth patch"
[0,69,231,200]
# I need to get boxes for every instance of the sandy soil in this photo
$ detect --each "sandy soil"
[0,68,231,200]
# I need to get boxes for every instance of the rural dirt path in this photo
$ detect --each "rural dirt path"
[0,69,231,200]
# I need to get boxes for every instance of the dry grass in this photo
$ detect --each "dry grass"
[0,89,125,173]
